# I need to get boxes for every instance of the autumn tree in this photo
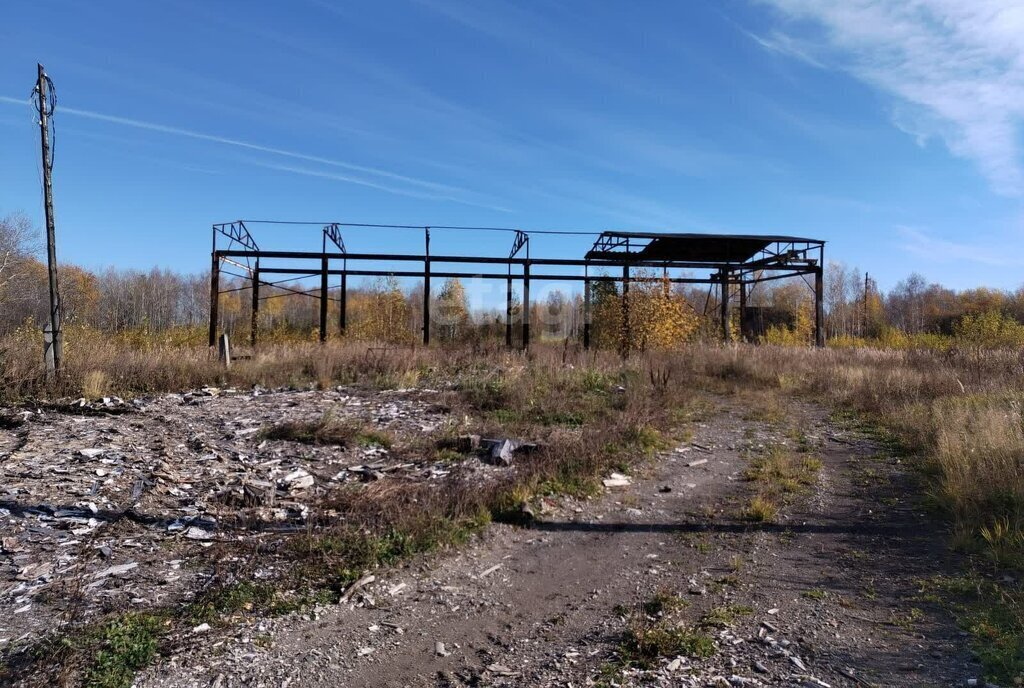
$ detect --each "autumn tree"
[592,271,699,353]
[435,278,470,341]
[348,276,413,343]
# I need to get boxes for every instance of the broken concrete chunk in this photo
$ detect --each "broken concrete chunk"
[602,472,631,488]
[282,468,314,491]
[183,526,214,541]
[92,562,138,579]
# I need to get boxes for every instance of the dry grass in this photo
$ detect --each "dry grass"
[0,335,696,687]
[667,344,1023,559]
[3,330,1022,557]
[3,331,1021,556]
[3,332,1024,681]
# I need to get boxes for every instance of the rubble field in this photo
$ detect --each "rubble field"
[0,388,984,687]
[0,384,494,650]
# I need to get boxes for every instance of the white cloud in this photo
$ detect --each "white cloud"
[755,0,1024,195]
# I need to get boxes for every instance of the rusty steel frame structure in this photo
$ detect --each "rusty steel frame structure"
[208,221,826,350]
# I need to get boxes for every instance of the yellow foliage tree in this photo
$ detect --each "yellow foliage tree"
[435,278,470,341]
[764,300,814,346]
[593,271,699,353]
[348,276,413,343]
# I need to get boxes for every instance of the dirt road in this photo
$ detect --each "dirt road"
[137,398,978,687]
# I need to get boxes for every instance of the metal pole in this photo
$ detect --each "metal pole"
[209,249,220,348]
[621,263,630,355]
[251,258,260,346]
[423,228,431,345]
[505,264,513,347]
[339,259,347,336]
[36,64,63,371]
[319,234,328,343]
[815,266,825,347]
[522,261,530,349]
[738,279,747,342]
[720,270,731,342]
[583,264,591,350]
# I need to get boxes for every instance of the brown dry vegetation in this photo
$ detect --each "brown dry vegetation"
[2,336,1023,683]
[2,335,1023,555]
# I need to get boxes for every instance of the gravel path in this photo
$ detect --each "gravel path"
[137,397,979,687]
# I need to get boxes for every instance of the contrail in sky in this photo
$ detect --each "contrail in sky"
[0,95,508,211]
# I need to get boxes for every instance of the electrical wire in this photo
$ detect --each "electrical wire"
[30,71,56,172]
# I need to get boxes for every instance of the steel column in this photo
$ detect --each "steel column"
[423,228,431,345]
[339,262,347,336]
[738,279,747,343]
[815,266,825,347]
[522,261,530,349]
[583,265,592,350]
[208,252,220,348]
[251,259,260,346]
[319,246,329,343]
[720,270,731,342]
[621,263,630,354]
[505,267,513,347]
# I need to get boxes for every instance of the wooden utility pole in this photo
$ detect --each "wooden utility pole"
[36,64,63,374]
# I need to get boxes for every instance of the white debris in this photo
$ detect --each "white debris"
[92,562,138,579]
[183,526,214,541]
[282,469,314,491]
[478,564,503,578]
[603,472,631,487]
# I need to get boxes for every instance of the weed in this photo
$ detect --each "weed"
[620,622,715,666]
[745,495,778,522]
[82,370,110,399]
[85,613,165,688]
[699,604,753,628]
[641,589,689,618]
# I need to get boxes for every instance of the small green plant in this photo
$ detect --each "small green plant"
[620,622,715,667]
[699,604,753,628]
[641,589,689,618]
[354,428,393,448]
[86,613,165,688]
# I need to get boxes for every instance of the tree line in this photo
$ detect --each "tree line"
[3,212,1023,347]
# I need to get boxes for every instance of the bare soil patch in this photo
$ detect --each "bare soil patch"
[128,397,980,687]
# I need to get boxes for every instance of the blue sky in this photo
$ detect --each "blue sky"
[2,0,1024,292]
